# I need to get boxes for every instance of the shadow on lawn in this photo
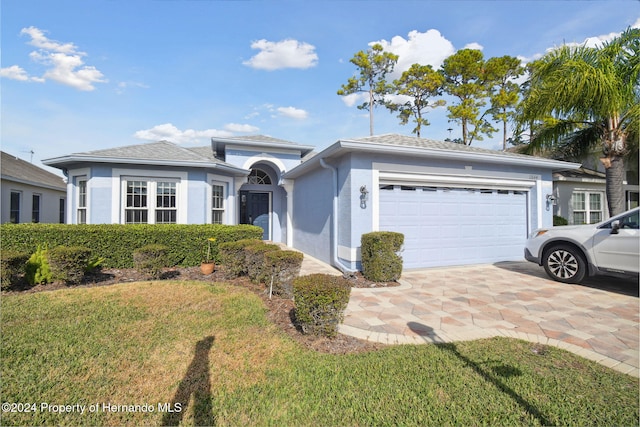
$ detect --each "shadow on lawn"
[162,336,216,426]
[407,322,550,426]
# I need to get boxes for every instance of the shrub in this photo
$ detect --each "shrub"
[245,242,280,284]
[25,245,52,285]
[1,250,29,290]
[293,274,351,337]
[0,223,263,268]
[264,250,304,298]
[361,231,404,282]
[553,215,569,226]
[218,239,262,278]
[48,246,92,285]
[133,244,169,279]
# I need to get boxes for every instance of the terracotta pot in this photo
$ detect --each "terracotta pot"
[200,262,215,275]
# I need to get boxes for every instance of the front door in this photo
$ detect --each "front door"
[240,191,270,240]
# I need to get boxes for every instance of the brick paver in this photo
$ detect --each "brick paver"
[339,262,639,377]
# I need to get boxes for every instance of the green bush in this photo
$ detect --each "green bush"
[264,250,304,298]
[0,223,263,268]
[218,239,262,278]
[293,274,351,337]
[25,245,52,285]
[361,231,404,282]
[553,215,569,226]
[1,250,29,290]
[133,244,169,279]
[245,242,280,284]
[48,246,92,285]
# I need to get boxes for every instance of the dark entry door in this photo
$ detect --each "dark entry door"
[240,191,270,240]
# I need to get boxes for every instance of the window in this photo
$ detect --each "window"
[572,191,603,224]
[59,198,65,224]
[211,184,224,224]
[124,179,178,224]
[32,194,41,223]
[156,182,176,224]
[77,178,87,224]
[627,191,639,210]
[10,191,20,223]
[247,168,271,185]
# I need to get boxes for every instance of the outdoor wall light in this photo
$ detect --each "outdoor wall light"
[360,185,369,209]
[545,193,557,211]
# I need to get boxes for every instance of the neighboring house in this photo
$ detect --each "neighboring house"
[552,167,608,225]
[43,134,578,271]
[1,151,67,224]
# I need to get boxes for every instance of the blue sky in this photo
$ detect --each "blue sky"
[2,0,639,174]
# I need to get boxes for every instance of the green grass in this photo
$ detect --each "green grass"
[1,281,638,426]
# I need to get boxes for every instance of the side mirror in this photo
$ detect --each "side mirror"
[611,220,621,235]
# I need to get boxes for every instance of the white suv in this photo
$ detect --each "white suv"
[525,207,639,283]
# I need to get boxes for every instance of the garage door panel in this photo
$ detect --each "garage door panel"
[379,186,527,269]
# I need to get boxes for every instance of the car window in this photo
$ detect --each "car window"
[621,211,639,229]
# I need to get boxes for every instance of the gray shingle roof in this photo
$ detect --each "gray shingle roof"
[344,134,540,161]
[78,141,215,163]
[1,151,66,190]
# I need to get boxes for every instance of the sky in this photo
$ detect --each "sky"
[2,0,639,175]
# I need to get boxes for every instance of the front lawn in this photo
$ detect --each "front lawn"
[1,281,638,426]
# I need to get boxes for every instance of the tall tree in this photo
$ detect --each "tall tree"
[338,44,398,135]
[386,63,445,137]
[485,56,524,150]
[440,48,496,145]
[516,28,639,216]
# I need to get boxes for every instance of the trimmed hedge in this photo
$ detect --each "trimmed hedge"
[0,223,262,268]
[48,246,93,285]
[133,244,169,279]
[264,250,304,298]
[218,239,263,278]
[553,215,569,226]
[293,274,351,337]
[245,242,280,283]
[361,231,404,282]
[1,250,29,290]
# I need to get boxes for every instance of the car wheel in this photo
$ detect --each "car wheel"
[542,244,587,284]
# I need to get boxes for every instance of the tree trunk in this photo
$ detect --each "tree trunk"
[604,155,626,216]
[369,88,374,136]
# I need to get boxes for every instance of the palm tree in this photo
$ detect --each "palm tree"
[517,27,639,216]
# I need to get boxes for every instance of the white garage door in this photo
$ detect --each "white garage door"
[379,185,528,269]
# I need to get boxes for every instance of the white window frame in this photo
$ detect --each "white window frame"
[112,169,187,224]
[571,191,604,224]
[207,174,234,224]
[77,177,88,224]
[121,178,180,224]
[211,182,225,224]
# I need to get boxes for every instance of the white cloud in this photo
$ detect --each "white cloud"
[371,29,456,76]
[20,26,77,54]
[340,93,366,108]
[116,81,150,94]
[0,65,43,82]
[243,39,318,70]
[276,106,308,120]
[224,123,260,133]
[463,42,484,51]
[0,27,107,91]
[134,123,234,144]
[634,17,640,28]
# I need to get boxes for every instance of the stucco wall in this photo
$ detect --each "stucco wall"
[291,165,333,264]
[1,180,65,224]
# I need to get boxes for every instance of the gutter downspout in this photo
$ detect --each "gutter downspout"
[319,158,357,274]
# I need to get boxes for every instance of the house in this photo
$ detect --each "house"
[552,167,608,225]
[1,151,67,224]
[43,134,579,271]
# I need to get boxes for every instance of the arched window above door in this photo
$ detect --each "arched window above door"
[247,168,272,185]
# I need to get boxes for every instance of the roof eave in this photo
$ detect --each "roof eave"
[284,140,580,178]
[212,137,315,156]
[1,175,66,191]
[42,155,249,176]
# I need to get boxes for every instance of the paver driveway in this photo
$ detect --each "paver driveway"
[339,261,639,377]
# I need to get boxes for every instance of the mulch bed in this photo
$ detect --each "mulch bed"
[4,266,394,354]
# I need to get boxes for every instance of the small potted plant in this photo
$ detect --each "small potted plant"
[200,237,216,275]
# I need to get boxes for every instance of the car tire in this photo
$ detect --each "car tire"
[542,244,587,284]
